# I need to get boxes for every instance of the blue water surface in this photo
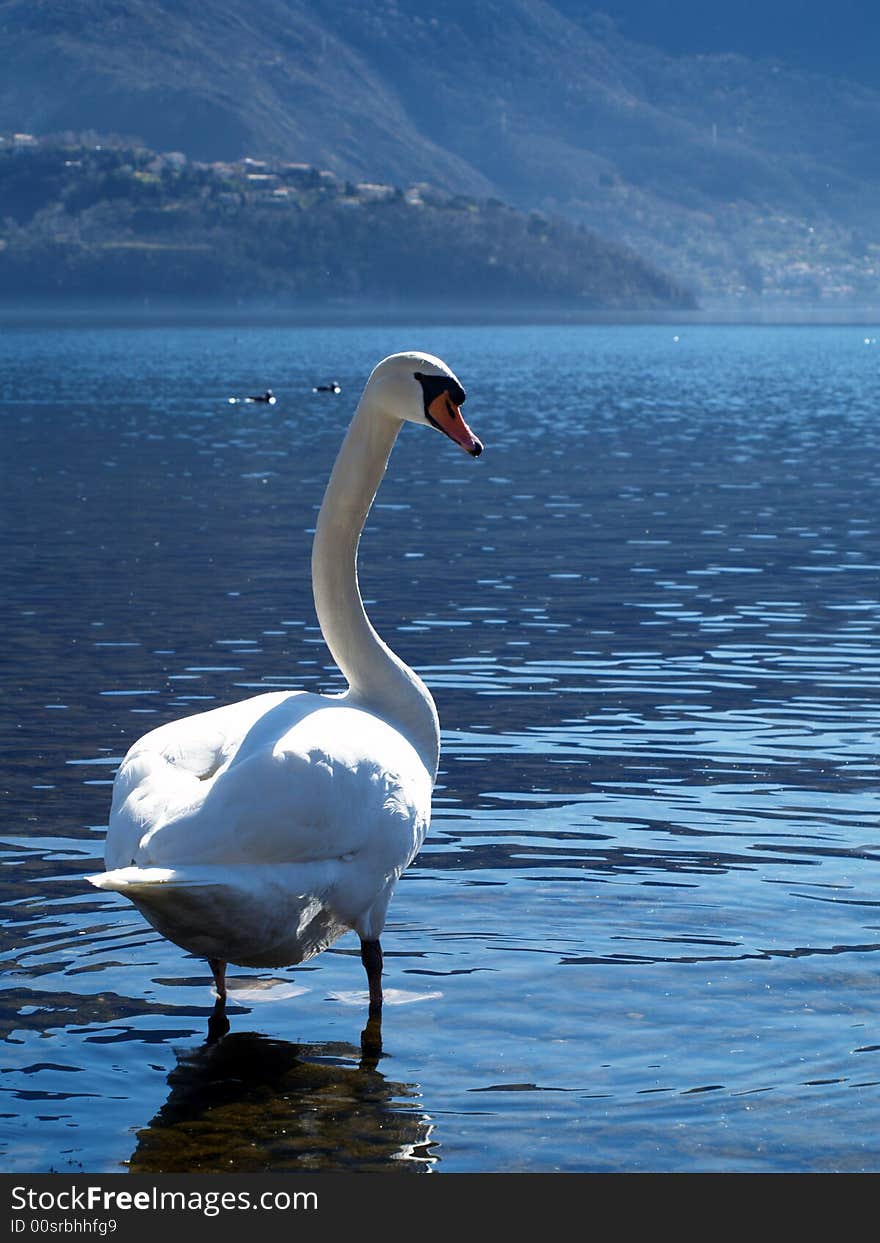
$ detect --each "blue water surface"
[2,320,879,1172]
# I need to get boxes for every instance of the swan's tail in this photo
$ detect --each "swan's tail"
[85,864,349,968]
[85,866,233,960]
[86,866,210,895]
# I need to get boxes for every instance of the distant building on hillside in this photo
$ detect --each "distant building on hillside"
[356,183,395,201]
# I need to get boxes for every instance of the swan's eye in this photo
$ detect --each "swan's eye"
[414,371,467,415]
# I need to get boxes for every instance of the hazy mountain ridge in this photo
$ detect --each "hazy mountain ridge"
[1,0,877,303]
[0,136,693,308]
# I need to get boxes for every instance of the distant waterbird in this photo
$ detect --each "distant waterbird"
[313,381,342,393]
[227,389,277,405]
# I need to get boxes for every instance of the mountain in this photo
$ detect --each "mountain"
[0,137,693,309]
[556,1,880,89]
[0,0,877,304]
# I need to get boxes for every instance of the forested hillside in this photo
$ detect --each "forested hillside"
[0,136,694,308]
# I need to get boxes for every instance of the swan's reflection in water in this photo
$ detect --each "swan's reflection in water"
[128,1016,436,1173]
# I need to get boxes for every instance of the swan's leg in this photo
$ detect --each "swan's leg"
[208,957,227,1002]
[207,995,230,1044]
[360,1011,383,1066]
[360,938,383,1014]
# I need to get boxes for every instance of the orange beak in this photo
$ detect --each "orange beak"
[427,392,483,457]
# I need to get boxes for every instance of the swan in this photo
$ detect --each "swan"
[87,352,482,1015]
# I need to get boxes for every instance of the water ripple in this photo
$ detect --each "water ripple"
[3,322,880,1172]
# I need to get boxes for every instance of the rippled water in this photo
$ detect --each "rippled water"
[2,319,880,1172]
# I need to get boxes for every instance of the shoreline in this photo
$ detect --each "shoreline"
[0,300,879,328]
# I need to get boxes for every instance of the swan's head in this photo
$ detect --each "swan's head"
[364,352,482,457]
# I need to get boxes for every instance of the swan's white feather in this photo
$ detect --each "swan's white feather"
[89,690,432,964]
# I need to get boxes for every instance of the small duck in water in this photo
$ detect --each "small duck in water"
[227,389,277,406]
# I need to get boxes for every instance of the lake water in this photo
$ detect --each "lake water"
[2,319,879,1173]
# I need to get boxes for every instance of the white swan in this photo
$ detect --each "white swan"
[88,352,482,1013]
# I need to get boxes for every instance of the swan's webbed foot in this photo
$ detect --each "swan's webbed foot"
[208,956,227,1002]
[360,937,383,1017]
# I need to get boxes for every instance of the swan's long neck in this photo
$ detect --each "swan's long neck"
[311,396,440,777]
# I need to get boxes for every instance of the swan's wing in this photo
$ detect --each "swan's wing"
[105,690,295,869]
[108,700,431,877]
